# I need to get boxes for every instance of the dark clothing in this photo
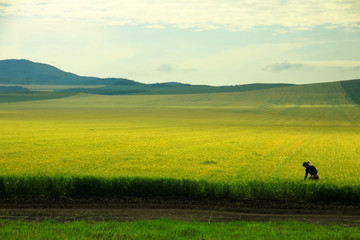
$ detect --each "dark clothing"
[305,165,317,179]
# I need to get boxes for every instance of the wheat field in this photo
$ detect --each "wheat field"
[1,83,359,189]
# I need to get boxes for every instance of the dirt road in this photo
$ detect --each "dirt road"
[1,197,360,226]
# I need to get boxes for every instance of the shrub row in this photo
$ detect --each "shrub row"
[0,175,359,202]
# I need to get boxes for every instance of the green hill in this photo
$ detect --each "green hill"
[36,80,355,109]
[0,59,135,85]
[0,86,29,92]
[0,58,359,105]
[0,59,293,94]
[340,79,360,105]
[64,83,294,95]
[1,79,359,106]
[0,92,76,103]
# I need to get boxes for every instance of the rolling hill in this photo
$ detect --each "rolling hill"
[340,79,360,105]
[45,80,354,109]
[0,59,293,94]
[0,59,135,85]
[0,59,359,105]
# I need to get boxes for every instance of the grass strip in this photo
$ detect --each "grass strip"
[1,219,360,240]
[0,175,359,202]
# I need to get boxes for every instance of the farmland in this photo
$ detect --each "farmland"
[1,80,360,239]
[1,81,360,201]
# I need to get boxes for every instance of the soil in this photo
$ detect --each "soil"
[1,196,360,226]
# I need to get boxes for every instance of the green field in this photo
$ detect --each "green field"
[0,81,360,201]
[1,219,359,240]
[0,91,76,103]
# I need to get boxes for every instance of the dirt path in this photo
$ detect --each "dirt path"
[1,197,360,226]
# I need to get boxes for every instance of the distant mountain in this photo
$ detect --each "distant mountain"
[0,59,136,85]
[0,59,359,104]
[0,59,295,95]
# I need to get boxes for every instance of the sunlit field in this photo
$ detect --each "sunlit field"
[1,83,360,201]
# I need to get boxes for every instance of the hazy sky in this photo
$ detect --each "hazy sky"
[0,0,359,85]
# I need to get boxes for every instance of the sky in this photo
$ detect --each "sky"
[0,0,359,86]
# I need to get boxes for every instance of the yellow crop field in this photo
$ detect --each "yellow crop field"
[1,83,360,190]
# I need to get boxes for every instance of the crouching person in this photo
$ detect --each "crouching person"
[303,161,319,180]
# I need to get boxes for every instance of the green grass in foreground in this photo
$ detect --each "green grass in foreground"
[0,219,359,240]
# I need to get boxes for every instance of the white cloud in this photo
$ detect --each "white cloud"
[157,64,173,72]
[2,0,360,31]
[186,42,305,69]
[0,2,11,7]
[156,64,198,73]
[294,60,360,68]
[265,60,360,71]
[264,61,306,71]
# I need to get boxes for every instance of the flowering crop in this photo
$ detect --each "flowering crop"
[0,83,359,201]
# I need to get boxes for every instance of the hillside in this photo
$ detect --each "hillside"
[0,59,359,103]
[23,80,352,109]
[1,79,359,106]
[64,83,294,95]
[340,79,360,105]
[0,59,135,85]
[0,59,293,94]
[0,86,29,92]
